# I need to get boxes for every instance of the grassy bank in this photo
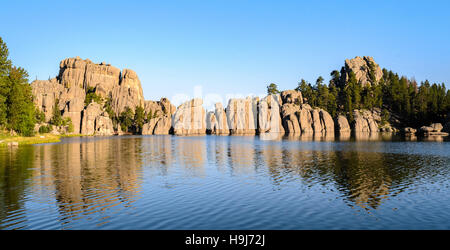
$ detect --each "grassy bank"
[0,133,62,146]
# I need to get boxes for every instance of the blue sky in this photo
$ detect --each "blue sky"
[1,0,449,107]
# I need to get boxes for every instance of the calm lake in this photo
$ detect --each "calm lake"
[1,134,449,229]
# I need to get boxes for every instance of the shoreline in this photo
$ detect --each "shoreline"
[1,130,449,147]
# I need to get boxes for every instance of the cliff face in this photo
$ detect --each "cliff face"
[342,56,383,87]
[32,56,172,135]
[31,56,392,137]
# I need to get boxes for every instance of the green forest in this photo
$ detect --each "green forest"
[270,64,450,128]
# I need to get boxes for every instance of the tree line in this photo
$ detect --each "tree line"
[268,64,450,127]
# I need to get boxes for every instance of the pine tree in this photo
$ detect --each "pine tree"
[134,106,145,134]
[119,107,134,132]
[267,83,280,95]
[6,67,36,136]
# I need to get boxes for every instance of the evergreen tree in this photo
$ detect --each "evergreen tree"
[267,83,280,95]
[50,99,62,126]
[5,67,36,136]
[0,37,12,127]
[134,106,145,133]
[119,107,134,132]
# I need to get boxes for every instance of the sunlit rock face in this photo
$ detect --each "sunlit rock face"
[281,103,301,134]
[353,110,379,132]
[280,90,302,134]
[258,94,285,134]
[207,103,230,135]
[111,69,145,115]
[58,57,89,89]
[298,104,314,133]
[31,57,150,135]
[172,98,206,135]
[142,98,176,135]
[280,90,303,105]
[226,97,258,135]
[31,78,65,121]
[335,115,351,133]
[319,109,334,133]
[342,56,383,87]
[81,102,114,135]
[214,103,230,135]
[84,62,121,97]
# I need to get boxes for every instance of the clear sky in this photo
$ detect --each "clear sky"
[1,0,449,108]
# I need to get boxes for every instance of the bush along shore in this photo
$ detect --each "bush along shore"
[1,36,449,145]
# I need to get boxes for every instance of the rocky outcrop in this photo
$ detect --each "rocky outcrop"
[111,69,145,115]
[258,94,285,133]
[142,118,158,135]
[81,103,114,135]
[32,56,159,136]
[403,127,417,135]
[342,56,383,86]
[31,78,65,121]
[419,123,449,136]
[291,104,334,134]
[206,103,229,135]
[84,62,121,97]
[142,98,176,135]
[226,97,258,135]
[335,115,350,132]
[58,57,89,88]
[172,98,206,135]
[353,110,379,132]
[153,116,172,135]
[280,90,303,105]
[60,87,86,133]
[319,109,334,132]
[310,109,323,133]
[298,104,314,133]
[281,103,301,134]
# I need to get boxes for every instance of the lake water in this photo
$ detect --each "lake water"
[1,133,449,230]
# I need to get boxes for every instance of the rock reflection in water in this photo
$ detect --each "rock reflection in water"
[0,135,449,229]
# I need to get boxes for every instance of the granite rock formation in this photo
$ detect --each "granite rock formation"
[32,56,156,136]
[335,115,351,132]
[172,98,206,135]
[226,97,258,135]
[342,56,383,87]
[258,94,285,133]
[353,110,379,132]
[206,103,229,135]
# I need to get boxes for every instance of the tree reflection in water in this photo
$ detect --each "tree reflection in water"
[0,133,449,229]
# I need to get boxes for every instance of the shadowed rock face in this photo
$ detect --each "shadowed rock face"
[342,56,383,87]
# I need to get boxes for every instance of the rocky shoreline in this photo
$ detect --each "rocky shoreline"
[31,56,450,138]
